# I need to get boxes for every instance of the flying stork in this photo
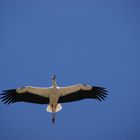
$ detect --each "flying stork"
[0,75,108,123]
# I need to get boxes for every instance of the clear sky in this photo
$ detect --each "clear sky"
[0,0,140,140]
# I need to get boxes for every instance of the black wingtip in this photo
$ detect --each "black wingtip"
[0,89,17,105]
[92,86,108,101]
[2,89,16,93]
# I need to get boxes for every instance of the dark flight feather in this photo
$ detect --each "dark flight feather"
[58,86,108,103]
[0,89,49,105]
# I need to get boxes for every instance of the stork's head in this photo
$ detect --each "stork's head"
[52,74,56,80]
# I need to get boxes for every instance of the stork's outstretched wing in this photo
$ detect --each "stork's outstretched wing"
[58,84,108,103]
[0,86,50,104]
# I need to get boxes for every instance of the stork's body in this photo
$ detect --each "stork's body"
[0,75,108,124]
[47,78,61,123]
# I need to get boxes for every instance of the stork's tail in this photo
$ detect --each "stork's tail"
[46,103,62,113]
[46,104,62,124]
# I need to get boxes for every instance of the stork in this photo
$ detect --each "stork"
[0,75,108,123]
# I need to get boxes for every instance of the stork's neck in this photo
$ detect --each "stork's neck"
[52,79,57,87]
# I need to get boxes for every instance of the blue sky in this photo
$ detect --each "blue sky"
[0,0,140,140]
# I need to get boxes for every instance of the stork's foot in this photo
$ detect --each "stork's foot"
[52,113,56,124]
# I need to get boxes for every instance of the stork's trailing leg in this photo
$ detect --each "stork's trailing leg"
[46,103,62,124]
[52,113,56,124]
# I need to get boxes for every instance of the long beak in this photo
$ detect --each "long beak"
[52,74,56,80]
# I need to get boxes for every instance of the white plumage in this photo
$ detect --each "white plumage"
[0,75,108,123]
